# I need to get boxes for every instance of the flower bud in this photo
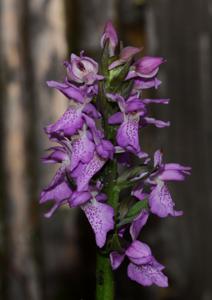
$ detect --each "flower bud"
[101,21,118,57]
[65,52,103,85]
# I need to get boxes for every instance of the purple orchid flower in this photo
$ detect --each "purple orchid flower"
[64,51,104,85]
[40,180,72,218]
[101,21,118,57]
[40,21,192,291]
[147,150,191,218]
[69,184,114,248]
[110,240,168,287]
[126,56,165,80]
[45,104,85,139]
[45,98,101,140]
[108,94,148,158]
[40,145,72,217]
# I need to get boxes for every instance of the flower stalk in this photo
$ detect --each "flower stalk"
[96,251,115,300]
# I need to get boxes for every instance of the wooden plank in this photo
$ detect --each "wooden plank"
[0,1,41,299]
[146,1,212,298]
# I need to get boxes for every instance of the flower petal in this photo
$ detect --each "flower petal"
[133,78,162,90]
[45,107,84,138]
[82,199,114,248]
[47,80,84,103]
[154,149,163,167]
[130,210,149,240]
[70,131,95,171]
[117,117,147,158]
[70,191,91,207]
[144,117,170,128]
[149,184,183,218]
[108,112,124,125]
[127,262,168,287]
[110,251,125,270]
[71,154,106,191]
[126,241,152,265]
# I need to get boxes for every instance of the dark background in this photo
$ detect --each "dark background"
[0,0,212,299]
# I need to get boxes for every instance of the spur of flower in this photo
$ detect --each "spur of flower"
[40,20,191,290]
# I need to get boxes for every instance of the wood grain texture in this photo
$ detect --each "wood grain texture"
[146,1,212,299]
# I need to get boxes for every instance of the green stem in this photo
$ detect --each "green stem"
[96,252,115,300]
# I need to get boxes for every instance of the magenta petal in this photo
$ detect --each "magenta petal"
[117,117,147,158]
[47,80,84,103]
[144,117,170,128]
[42,147,68,164]
[43,166,66,191]
[130,210,149,240]
[40,180,72,204]
[110,251,125,270]
[108,112,124,124]
[127,262,168,287]
[83,103,101,119]
[120,46,141,60]
[125,100,146,114]
[70,131,95,171]
[66,53,100,85]
[135,56,165,78]
[45,107,84,138]
[133,78,162,90]
[101,21,118,56]
[149,184,183,218]
[142,98,170,105]
[126,241,152,265]
[96,193,107,202]
[164,163,191,172]
[158,170,187,181]
[40,180,72,218]
[71,154,106,191]
[96,140,114,159]
[70,191,91,207]
[154,149,163,167]
[82,199,114,248]
[109,46,141,69]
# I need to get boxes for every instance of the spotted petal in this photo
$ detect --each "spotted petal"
[45,107,84,138]
[127,260,168,287]
[40,180,72,218]
[149,183,183,218]
[117,116,147,158]
[70,130,95,171]
[71,153,106,191]
[82,199,114,248]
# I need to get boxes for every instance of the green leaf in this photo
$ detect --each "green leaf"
[107,60,132,92]
[120,79,134,98]
[117,199,148,227]
[126,199,148,218]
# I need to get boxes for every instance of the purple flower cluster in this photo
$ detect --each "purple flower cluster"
[40,21,191,288]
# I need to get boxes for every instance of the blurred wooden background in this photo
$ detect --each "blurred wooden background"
[0,0,212,299]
